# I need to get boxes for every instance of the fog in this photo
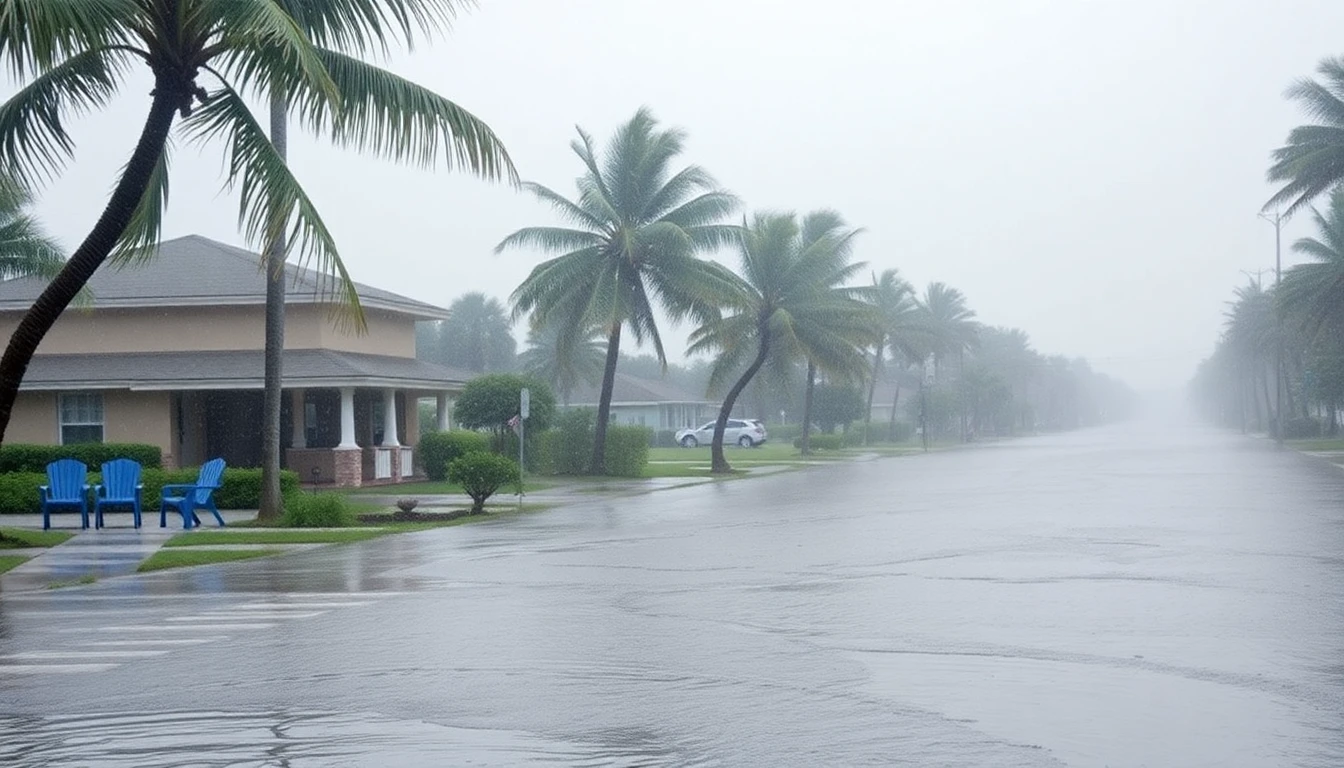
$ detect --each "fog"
[20,0,1344,392]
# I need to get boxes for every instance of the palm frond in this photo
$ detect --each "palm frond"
[108,137,170,266]
[0,0,135,75]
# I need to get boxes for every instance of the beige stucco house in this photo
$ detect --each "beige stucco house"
[0,235,468,487]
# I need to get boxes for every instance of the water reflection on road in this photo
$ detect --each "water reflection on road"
[1,421,1342,766]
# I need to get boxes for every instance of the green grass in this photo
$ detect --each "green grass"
[0,528,75,549]
[163,529,391,547]
[0,554,29,575]
[344,479,551,496]
[138,548,285,573]
[1288,438,1344,452]
[47,574,96,589]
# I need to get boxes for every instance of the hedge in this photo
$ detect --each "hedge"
[604,425,652,478]
[0,467,300,514]
[793,434,844,451]
[651,429,679,448]
[0,443,162,474]
[418,430,490,481]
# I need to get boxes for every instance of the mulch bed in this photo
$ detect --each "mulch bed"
[357,509,473,524]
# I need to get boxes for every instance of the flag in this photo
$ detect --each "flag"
[507,414,521,435]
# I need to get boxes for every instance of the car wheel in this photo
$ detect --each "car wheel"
[681,436,699,448]
[738,436,754,448]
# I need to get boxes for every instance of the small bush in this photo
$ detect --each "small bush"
[447,452,520,513]
[0,443,162,474]
[1280,416,1322,440]
[280,492,355,528]
[604,425,653,477]
[652,429,679,448]
[793,433,844,451]
[769,423,802,442]
[418,430,490,481]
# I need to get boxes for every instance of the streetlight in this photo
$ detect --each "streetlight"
[1258,209,1286,446]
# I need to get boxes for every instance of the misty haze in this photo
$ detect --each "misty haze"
[0,2,1341,766]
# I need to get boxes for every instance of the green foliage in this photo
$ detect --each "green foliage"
[447,452,520,513]
[603,425,653,478]
[652,429,678,448]
[0,467,299,514]
[453,374,555,434]
[810,384,865,433]
[418,430,490,481]
[793,434,844,451]
[533,409,597,476]
[0,472,45,514]
[0,443,162,473]
[138,548,283,573]
[420,293,517,372]
[209,468,300,510]
[279,492,356,528]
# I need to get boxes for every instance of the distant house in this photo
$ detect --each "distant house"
[0,235,469,487]
[565,372,718,431]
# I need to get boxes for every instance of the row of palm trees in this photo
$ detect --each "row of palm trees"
[1192,55,1344,435]
[502,109,1131,474]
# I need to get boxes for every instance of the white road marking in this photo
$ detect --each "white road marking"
[2,650,169,660]
[77,638,224,647]
[238,601,372,609]
[0,663,119,674]
[68,623,277,633]
[166,611,324,621]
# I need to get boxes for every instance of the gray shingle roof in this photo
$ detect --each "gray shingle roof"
[567,372,710,406]
[20,349,470,392]
[0,235,448,319]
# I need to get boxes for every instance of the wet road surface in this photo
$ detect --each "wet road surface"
[1,421,1342,766]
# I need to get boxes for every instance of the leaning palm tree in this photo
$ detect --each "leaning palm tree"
[688,211,872,472]
[0,0,514,450]
[1266,56,1344,215]
[502,108,738,474]
[1280,186,1344,341]
[519,320,605,406]
[859,268,924,444]
[0,174,65,281]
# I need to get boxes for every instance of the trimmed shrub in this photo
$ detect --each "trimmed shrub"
[447,452,521,513]
[453,374,556,434]
[535,409,596,476]
[841,422,913,446]
[208,468,301,510]
[0,472,47,513]
[0,443,162,474]
[793,434,844,451]
[0,467,301,514]
[604,425,653,478]
[769,423,803,442]
[1280,416,1322,440]
[280,492,355,528]
[419,430,490,481]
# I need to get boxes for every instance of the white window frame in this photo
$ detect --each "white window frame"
[58,392,105,445]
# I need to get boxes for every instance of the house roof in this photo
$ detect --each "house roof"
[567,372,712,407]
[0,235,449,320]
[20,349,470,392]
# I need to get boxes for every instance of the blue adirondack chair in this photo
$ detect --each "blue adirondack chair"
[39,459,90,531]
[160,458,226,529]
[94,458,143,529]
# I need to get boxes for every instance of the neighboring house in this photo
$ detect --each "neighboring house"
[0,235,469,487]
[565,372,718,431]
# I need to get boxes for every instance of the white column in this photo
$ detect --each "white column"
[436,392,449,432]
[381,389,400,447]
[338,387,358,448]
[290,389,306,448]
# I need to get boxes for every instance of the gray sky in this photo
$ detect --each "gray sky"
[21,0,1344,391]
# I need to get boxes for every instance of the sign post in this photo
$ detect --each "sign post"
[518,388,530,509]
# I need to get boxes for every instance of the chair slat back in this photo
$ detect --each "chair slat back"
[100,459,141,500]
[46,459,87,501]
[194,458,226,504]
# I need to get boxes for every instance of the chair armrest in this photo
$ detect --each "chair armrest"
[38,485,48,501]
[92,484,104,498]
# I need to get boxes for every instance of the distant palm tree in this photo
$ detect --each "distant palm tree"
[917,282,979,441]
[1224,279,1278,431]
[519,320,605,405]
[859,268,926,444]
[431,292,517,372]
[688,210,871,472]
[502,108,738,474]
[0,175,64,281]
[1267,57,1344,215]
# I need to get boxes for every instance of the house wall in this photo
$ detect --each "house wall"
[7,390,176,465]
[8,392,57,443]
[316,308,416,358]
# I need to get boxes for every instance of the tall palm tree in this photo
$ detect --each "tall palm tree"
[431,292,517,372]
[917,282,979,440]
[502,108,738,474]
[0,174,65,281]
[1224,279,1278,431]
[1266,56,1344,216]
[519,320,604,406]
[859,268,925,444]
[688,211,871,472]
[1280,186,1344,341]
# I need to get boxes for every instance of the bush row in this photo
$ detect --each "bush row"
[0,467,299,514]
[418,430,491,481]
[0,443,162,473]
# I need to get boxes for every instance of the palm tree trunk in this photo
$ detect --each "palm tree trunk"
[0,88,178,445]
[589,323,622,475]
[864,344,882,446]
[888,373,901,442]
[712,326,771,473]
[799,360,817,455]
[258,91,288,522]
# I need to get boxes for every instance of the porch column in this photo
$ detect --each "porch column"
[381,388,400,446]
[338,387,358,448]
[436,392,450,431]
[290,389,306,448]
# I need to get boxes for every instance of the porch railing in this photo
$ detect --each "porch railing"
[374,448,392,480]
[400,448,413,478]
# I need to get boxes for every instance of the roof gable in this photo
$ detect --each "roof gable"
[0,235,448,319]
[567,372,711,406]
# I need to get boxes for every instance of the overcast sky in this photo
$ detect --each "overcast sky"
[17,0,1344,391]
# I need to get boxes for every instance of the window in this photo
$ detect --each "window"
[59,393,104,445]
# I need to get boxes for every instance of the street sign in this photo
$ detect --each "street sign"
[520,388,530,419]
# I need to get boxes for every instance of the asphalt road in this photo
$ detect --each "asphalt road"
[1,420,1342,767]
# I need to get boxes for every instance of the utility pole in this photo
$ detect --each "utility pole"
[1258,210,1285,446]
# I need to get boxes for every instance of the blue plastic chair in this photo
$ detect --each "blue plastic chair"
[94,458,143,529]
[39,459,90,531]
[160,458,226,529]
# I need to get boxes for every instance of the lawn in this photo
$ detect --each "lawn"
[163,529,391,547]
[344,479,552,496]
[0,554,29,575]
[1288,438,1344,452]
[0,528,75,549]
[138,548,285,572]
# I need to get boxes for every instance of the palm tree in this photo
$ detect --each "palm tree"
[0,174,65,281]
[1266,56,1344,216]
[502,108,738,474]
[1224,279,1278,432]
[519,320,604,406]
[0,0,514,451]
[917,282,979,441]
[429,292,517,372]
[1280,186,1344,341]
[688,211,871,472]
[859,268,926,444]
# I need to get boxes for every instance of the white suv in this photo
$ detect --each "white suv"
[675,419,768,448]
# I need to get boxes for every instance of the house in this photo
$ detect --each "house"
[0,235,469,487]
[565,372,718,431]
